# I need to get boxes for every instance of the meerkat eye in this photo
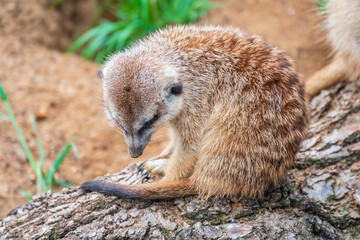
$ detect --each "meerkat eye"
[138,114,159,135]
[169,83,182,95]
[144,114,158,128]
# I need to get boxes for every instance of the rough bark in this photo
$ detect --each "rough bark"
[0,80,359,239]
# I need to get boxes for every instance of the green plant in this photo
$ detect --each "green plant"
[68,0,215,63]
[318,0,329,11]
[50,0,65,9]
[0,81,78,200]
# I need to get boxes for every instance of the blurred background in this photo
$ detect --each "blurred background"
[0,0,329,217]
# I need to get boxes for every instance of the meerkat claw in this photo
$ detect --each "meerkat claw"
[139,158,167,176]
[137,163,144,173]
[137,163,149,176]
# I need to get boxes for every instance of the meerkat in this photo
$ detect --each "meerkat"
[306,0,360,98]
[81,25,309,199]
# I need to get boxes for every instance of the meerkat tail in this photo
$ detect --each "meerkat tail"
[81,179,195,200]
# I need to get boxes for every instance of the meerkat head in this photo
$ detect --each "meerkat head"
[99,53,184,158]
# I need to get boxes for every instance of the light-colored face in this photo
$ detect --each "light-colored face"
[100,54,184,158]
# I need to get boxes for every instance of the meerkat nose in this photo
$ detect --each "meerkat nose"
[129,146,144,158]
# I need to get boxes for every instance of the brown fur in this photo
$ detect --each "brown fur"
[81,25,309,199]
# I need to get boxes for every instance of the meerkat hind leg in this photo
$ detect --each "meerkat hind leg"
[163,153,196,181]
[306,56,348,99]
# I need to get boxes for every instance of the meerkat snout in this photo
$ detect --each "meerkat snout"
[128,142,145,158]
[122,115,159,158]
[124,132,146,158]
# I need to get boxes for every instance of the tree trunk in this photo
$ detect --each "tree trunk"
[1,80,359,239]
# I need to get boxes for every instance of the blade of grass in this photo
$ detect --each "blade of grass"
[140,0,150,25]
[319,0,329,11]
[0,81,37,172]
[95,49,111,63]
[81,32,109,59]
[79,21,121,60]
[0,81,7,101]
[0,112,10,121]
[118,21,142,43]
[46,142,73,188]
[30,113,44,169]
[67,28,101,53]
[71,142,79,161]
[30,114,47,193]
[36,168,42,194]
[50,0,64,9]
[19,189,33,200]
[54,179,74,188]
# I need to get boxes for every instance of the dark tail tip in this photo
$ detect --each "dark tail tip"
[81,181,101,192]
[81,181,112,194]
[81,181,120,195]
[80,180,143,199]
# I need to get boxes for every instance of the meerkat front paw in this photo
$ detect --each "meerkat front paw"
[138,158,167,176]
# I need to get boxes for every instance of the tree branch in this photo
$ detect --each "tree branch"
[1,80,359,239]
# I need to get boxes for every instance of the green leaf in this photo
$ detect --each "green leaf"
[30,113,44,169]
[81,34,107,59]
[70,0,215,63]
[54,178,74,188]
[19,189,33,200]
[67,28,102,53]
[318,0,329,11]
[0,81,8,101]
[0,82,37,172]
[30,113,47,193]
[50,0,64,9]
[95,49,110,64]
[0,112,10,121]
[36,164,48,192]
[46,143,73,188]
[71,142,79,161]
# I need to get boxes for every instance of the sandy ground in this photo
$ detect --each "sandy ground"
[0,0,329,217]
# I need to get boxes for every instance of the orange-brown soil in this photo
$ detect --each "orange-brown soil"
[0,0,329,217]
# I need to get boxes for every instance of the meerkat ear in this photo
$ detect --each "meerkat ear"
[98,70,104,79]
[169,83,182,95]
